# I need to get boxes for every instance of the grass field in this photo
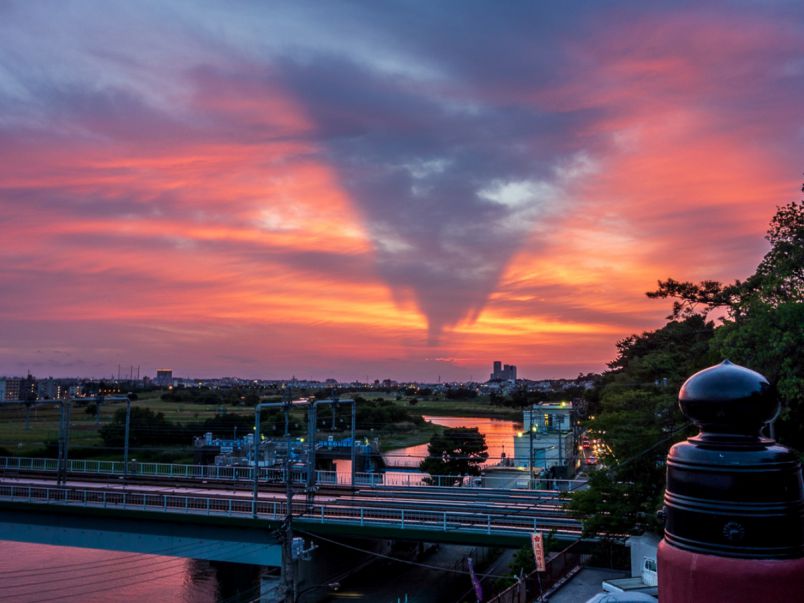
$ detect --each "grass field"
[341,391,521,420]
[0,396,254,456]
[378,421,444,452]
[0,392,518,457]
[401,398,520,419]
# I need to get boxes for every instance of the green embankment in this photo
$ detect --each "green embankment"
[378,421,444,452]
[0,392,519,459]
[347,392,521,420]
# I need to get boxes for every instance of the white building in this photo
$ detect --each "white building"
[513,402,576,475]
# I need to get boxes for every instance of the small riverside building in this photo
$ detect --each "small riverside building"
[513,402,576,477]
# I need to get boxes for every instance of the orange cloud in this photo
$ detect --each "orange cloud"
[1,5,800,380]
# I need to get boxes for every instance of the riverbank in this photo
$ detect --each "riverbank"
[394,398,522,420]
[378,421,443,452]
[341,392,523,421]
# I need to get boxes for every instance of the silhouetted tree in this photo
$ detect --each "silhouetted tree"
[419,427,488,477]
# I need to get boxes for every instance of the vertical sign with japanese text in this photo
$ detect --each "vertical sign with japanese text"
[531,532,546,571]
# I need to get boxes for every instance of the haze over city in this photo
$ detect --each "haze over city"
[1,1,802,381]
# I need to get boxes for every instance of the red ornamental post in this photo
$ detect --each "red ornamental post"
[658,361,804,602]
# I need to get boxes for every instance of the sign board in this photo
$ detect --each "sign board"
[531,532,546,572]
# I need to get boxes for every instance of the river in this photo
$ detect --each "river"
[384,415,523,468]
[0,541,255,602]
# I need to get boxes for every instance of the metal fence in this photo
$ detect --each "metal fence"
[485,541,589,603]
[0,456,588,491]
[0,483,583,540]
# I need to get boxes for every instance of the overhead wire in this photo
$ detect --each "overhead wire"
[24,562,204,603]
[0,538,249,581]
[0,408,603,600]
[8,541,263,603]
[294,529,510,580]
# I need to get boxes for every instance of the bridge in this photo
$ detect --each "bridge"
[0,457,582,561]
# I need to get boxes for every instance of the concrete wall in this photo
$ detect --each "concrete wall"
[628,533,660,577]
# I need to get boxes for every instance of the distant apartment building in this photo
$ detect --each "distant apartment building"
[490,360,517,381]
[155,369,173,387]
[0,380,5,401]
[37,378,67,400]
[20,374,37,400]
[4,378,20,400]
[2,374,36,401]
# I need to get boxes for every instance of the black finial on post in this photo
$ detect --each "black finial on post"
[663,360,804,559]
[678,360,778,444]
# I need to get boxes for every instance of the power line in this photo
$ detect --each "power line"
[5,541,262,602]
[25,562,199,603]
[293,529,510,580]
[0,538,247,580]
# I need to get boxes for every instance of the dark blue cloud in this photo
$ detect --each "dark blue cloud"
[276,51,605,338]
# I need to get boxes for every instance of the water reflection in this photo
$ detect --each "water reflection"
[0,541,258,603]
[384,415,522,469]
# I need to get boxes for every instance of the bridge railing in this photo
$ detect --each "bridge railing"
[0,456,587,492]
[0,483,583,540]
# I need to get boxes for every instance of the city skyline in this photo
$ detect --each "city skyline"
[1,2,802,381]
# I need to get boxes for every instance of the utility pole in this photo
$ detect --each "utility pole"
[57,399,71,486]
[64,401,71,478]
[24,396,34,431]
[123,393,137,479]
[557,414,563,476]
[253,394,304,603]
[57,401,65,485]
[350,401,356,489]
[306,402,317,511]
[57,401,64,484]
[528,405,534,489]
[253,409,261,517]
[282,396,296,603]
[95,394,104,427]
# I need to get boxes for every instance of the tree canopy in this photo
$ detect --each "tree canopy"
[568,315,715,536]
[419,426,488,477]
[647,195,803,449]
[571,187,803,538]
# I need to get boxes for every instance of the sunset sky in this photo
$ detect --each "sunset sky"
[1,1,802,381]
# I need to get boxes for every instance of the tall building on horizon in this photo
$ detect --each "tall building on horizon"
[155,369,173,387]
[490,361,517,381]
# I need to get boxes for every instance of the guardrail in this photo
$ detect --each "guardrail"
[0,456,389,486]
[0,456,588,492]
[0,483,583,540]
